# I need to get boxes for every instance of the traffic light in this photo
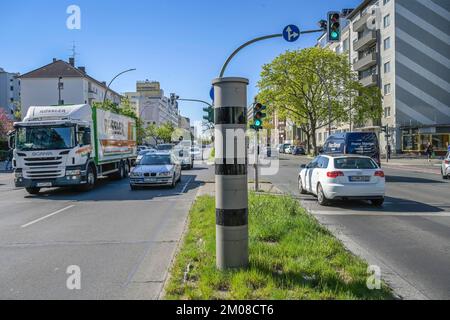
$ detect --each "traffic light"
[203,107,214,123]
[327,11,341,42]
[251,103,267,131]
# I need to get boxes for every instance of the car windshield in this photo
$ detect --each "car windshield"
[16,126,76,151]
[334,157,378,169]
[140,155,172,166]
[156,145,173,151]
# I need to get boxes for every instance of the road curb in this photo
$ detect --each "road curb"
[158,184,205,300]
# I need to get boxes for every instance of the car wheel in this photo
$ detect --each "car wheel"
[25,187,41,195]
[317,184,329,206]
[130,185,139,191]
[298,176,307,194]
[371,198,385,207]
[442,169,448,180]
[81,166,96,192]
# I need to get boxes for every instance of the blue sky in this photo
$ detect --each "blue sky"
[0,0,361,124]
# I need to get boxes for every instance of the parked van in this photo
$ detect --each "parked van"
[322,132,381,165]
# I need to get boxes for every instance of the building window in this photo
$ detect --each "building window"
[10,86,14,91]
[383,0,390,5]
[384,83,391,95]
[383,14,391,28]
[10,98,14,103]
[384,61,391,73]
[384,107,391,118]
[384,37,391,50]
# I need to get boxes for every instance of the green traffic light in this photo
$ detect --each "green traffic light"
[331,31,338,39]
[255,119,262,127]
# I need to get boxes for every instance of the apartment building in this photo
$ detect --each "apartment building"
[317,0,450,154]
[0,68,20,119]
[19,58,121,118]
[124,80,179,128]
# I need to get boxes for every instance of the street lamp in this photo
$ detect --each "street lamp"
[102,68,136,106]
[58,77,63,105]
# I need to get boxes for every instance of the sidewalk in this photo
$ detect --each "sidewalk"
[382,157,442,175]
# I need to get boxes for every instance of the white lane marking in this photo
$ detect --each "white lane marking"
[311,210,450,217]
[181,177,194,193]
[21,205,75,228]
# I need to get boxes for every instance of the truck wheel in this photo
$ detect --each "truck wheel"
[26,187,41,195]
[124,162,130,178]
[81,166,96,192]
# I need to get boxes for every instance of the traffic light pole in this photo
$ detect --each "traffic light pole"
[254,129,260,192]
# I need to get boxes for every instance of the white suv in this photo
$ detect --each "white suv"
[442,152,450,180]
[298,155,385,206]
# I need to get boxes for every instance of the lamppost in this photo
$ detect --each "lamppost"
[102,68,136,106]
[58,77,63,105]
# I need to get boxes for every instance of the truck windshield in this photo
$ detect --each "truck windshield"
[16,126,76,151]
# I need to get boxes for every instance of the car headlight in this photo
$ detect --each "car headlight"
[159,171,172,177]
[66,170,81,176]
[131,172,143,178]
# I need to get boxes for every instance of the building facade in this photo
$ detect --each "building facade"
[0,68,20,119]
[125,80,179,128]
[19,58,121,118]
[317,0,450,154]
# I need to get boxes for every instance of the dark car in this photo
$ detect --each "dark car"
[292,146,306,155]
[322,132,381,166]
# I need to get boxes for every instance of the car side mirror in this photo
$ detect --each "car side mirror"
[319,148,324,154]
[7,131,15,150]
[300,164,307,169]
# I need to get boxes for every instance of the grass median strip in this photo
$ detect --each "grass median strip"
[165,193,393,300]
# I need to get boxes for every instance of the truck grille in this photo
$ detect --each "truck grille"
[23,157,65,179]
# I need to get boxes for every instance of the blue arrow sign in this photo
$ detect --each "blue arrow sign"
[283,25,300,42]
[210,87,215,102]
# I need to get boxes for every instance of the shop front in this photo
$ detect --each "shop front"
[401,127,450,156]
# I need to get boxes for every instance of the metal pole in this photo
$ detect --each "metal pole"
[58,77,63,105]
[212,77,249,270]
[254,130,260,192]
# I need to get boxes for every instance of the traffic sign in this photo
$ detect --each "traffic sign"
[210,87,215,102]
[283,25,300,42]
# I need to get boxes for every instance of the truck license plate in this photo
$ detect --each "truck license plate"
[37,182,52,187]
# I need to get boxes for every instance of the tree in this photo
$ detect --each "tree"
[156,122,175,143]
[258,47,382,155]
[0,109,13,143]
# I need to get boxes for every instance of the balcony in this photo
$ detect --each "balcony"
[353,14,369,32]
[353,31,377,52]
[353,52,377,71]
[359,74,378,87]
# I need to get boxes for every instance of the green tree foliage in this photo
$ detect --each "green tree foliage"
[0,109,13,143]
[258,47,382,154]
[156,122,176,143]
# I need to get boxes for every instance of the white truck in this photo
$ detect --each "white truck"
[8,104,137,195]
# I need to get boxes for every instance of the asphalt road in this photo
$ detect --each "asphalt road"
[257,154,450,300]
[0,162,214,300]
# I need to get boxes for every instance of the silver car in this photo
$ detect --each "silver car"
[442,152,450,180]
[130,153,181,189]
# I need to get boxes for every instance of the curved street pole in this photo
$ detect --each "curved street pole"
[102,68,136,106]
[177,98,213,109]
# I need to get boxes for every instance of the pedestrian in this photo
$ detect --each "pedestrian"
[426,144,433,162]
[387,144,392,160]
[4,149,13,171]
